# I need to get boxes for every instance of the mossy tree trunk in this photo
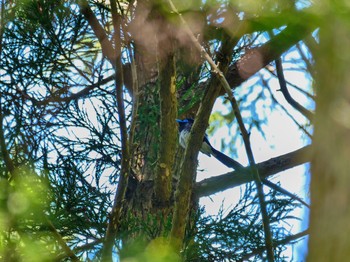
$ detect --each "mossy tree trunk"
[121,1,181,249]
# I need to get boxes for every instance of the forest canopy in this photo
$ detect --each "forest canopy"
[1,0,348,261]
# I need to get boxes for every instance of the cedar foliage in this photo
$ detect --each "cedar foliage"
[0,0,322,261]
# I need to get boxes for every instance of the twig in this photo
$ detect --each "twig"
[262,179,309,208]
[230,96,275,262]
[296,42,315,78]
[55,239,103,261]
[264,67,315,100]
[32,74,116,106]
[238,229,309,261]
[275,58,313,121]
[45,217,80,262]
[262,77,313,139]
[0,100,15,178]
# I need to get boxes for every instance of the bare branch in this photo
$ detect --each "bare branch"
[229,95,274,261]
[265,67,315,101]
[196,145,311,197]
[296,42,315,78]
[78,0,116,65]
[275,58,314,121]
[262,79,312,139]
[225,22,317,91]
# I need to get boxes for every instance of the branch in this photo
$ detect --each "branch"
[229,95,274,261]
[238,229,309,261]
[196,145,311,198]
[101,2,129,261]
[78,0,116,65]
[180,17,318,116]
[225,21,317,90]
[265,67,315,101]
[296,42,315,79]
[32,74,115,106]
[262,79,312,139]
[20,64,132,106]
[275,58,314,121]
[262,179,309,208]
[55,239,103,261]
[168,0,235,250]
[45,217,80,262]
[0,101,15,178]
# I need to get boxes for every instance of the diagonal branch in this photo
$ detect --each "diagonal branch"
[45,217,80,262]
[262,79,312,138]
[262,179,309,208]
[225,21,317,91]
[168,0,235,251]
[196,145,311,198]
[229,95,274,261]
[180,16,318,116]
[78,0,116,65]
[275,57,313,121]
[238,229,309,262]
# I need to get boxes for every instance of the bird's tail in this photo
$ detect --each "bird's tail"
[211,147,244,170]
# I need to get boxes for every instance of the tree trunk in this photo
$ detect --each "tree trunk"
[121,1,180,253]
[308,3,350,261]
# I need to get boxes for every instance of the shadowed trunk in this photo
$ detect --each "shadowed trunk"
[308,2,350,261]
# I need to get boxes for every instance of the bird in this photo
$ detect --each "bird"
[176,118,244,170]
[176,119,310,207]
